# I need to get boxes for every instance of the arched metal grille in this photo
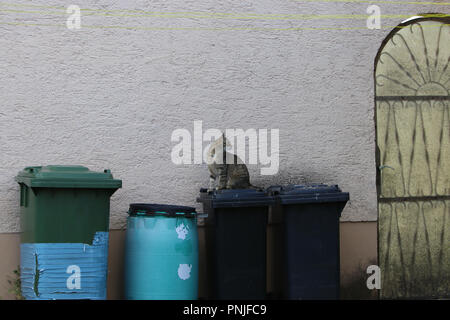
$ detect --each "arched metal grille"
[375,17,450,299]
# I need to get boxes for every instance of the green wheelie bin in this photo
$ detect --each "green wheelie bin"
[16,165,122,300]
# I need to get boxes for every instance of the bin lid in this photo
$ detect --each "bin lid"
[267,184,349,205]
[15,165,122,189]
[128,203,197,217]
[197,188,275,208]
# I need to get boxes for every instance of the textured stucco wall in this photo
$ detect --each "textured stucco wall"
[0,1,443,232]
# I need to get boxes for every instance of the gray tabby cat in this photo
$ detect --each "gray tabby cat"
[207,133,255,190]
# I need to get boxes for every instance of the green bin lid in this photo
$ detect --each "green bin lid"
[15,165,122,189]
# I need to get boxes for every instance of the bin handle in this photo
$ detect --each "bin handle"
[268,185,282,195]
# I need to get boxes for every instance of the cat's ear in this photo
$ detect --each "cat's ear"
[221,133,232,147]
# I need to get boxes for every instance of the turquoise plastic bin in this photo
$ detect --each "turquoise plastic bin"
[124,204,199,300]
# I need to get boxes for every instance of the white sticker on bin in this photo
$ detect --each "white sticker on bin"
[178,264,192,280]
[176,223,189,240]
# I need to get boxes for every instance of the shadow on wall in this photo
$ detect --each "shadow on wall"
[251,166,335,188]
[340,259,379,300]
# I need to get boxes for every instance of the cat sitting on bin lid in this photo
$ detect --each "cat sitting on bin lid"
[206,133,259,191]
